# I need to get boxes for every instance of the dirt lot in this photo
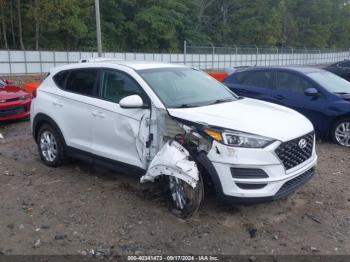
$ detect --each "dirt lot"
[0,120,349,256]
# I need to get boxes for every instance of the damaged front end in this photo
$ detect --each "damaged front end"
[138,107,213,217]
[141,140,199,188]
[140,106,212,188]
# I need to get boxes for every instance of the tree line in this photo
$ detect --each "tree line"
[0,0,350,51]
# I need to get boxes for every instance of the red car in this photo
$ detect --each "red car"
[0,78,32,121]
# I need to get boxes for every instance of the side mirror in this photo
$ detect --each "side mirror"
[304,88,320,96]
[119,95,144,109]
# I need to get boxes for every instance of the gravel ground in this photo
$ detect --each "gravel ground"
[0,120,349,256]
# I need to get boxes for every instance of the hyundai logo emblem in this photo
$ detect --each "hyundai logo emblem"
[298,139,307,149]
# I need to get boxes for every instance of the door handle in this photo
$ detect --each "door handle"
[92,111,105,118]
[97,112,105,118]
[53,101,64,107]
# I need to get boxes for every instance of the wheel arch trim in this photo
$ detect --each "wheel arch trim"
[32,113,66,146]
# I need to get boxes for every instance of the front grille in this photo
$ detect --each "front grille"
[0,107,26,117]
[275,132,314,170]
[6,97,20,102]
[274,168,315,199]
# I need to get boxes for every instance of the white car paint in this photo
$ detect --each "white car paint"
[31,60,317,202]
[168,98,314,142]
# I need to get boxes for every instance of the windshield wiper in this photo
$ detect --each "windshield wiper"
[208,98,235,105]
[176,103,200,108]
[175,98,235,108]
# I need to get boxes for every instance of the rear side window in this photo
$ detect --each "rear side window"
[53,71,68,89]
[276,71,313,94]
[99,70,143,103]
[236,71,273,88]
[65,69,98,96]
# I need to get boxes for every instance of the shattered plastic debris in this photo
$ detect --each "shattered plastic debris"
[310,246,320,253]
[304,213,321,224]
[0,133,3,139]
[33,239,41,248]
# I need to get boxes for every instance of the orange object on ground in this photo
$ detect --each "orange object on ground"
[208,72,228,82]
[24,82,40,95]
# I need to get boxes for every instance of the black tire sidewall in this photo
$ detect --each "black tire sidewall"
[37,124,65,167]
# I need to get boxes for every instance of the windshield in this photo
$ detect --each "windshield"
[138,68,237,108]
[307,71,350,94]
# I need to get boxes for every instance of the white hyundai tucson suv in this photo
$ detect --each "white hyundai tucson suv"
[31,60,317,217]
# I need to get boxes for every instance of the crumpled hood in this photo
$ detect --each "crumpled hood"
[168,98,314,142]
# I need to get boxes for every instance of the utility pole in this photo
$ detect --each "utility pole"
[95,0,102,57]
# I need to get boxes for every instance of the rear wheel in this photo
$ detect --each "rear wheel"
[167,174,204,218]
[37,124,65,167]
[332,119,350,147]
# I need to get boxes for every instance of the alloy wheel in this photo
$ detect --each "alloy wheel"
[169,177,187,210]
[40,131,58,162]
[335,121,350,147]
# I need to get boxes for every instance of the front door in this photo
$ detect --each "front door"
[90,68,151,169]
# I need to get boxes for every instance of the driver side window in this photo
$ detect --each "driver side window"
[100,70,143,103]
[276,71,313,94]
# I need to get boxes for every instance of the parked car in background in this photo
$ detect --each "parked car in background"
[31,61,316,217]
[324,60,350,82]
[224,67,350,147]
[0,77,32,121]
[208,67,251,82]
[207,71,228,82]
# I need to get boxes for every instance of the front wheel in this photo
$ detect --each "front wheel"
[167,174,204,218]
[332,119,350,147]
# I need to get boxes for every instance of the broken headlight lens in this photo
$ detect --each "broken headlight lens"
[223,131,274,148]
[204,128,274,148]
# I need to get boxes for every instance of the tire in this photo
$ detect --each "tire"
[37,124,66,167]
[332,118,350,147]
[167,174,204,218]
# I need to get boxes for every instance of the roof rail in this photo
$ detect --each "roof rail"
[79,57,125,63]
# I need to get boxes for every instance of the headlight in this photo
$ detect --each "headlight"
[204,128,274,148]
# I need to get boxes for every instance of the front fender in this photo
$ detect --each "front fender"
[140,140,199,188]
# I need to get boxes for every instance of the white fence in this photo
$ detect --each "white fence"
[0,48,349,75]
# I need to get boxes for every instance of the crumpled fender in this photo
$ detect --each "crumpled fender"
[140,140,199,188]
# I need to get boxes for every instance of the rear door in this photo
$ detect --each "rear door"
[90,68,151,169]
[224,70,275,101]
[274,70,327,133]
[51,68,98,153]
